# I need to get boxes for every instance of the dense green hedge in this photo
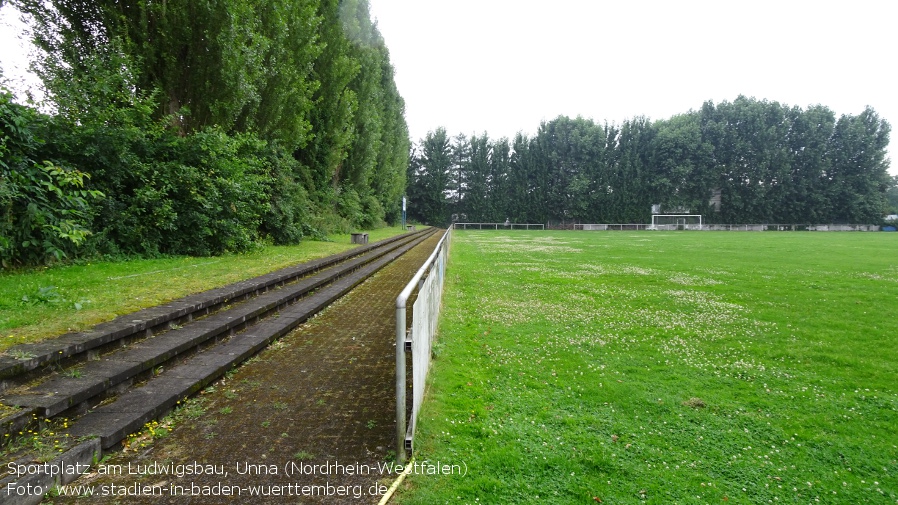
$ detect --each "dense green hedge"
[1,92,103,265]
[1,90,294,262]
[1,0,409,267]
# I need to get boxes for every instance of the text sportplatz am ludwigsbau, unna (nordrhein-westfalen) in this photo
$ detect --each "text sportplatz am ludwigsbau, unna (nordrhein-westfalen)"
[6,459,467,499]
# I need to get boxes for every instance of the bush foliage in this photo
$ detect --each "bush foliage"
[1,0,409,267]
[1,92,104,265]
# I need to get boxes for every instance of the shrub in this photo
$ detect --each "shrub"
[1,91,103,266]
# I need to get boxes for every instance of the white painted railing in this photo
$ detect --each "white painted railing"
[395,228,451,463]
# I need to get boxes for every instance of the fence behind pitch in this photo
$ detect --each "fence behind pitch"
[453,222,545,230]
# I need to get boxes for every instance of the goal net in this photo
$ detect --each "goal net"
[650,214,703,230]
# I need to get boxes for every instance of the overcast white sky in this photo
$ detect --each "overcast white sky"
[3,2,895,174]
[369,0,896,174]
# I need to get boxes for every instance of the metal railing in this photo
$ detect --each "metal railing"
[453,222,545,230]
[573,223,882,231]
[395,228,451,463]
[574,224,651,231]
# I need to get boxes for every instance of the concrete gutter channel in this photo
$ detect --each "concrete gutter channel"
[0,228,437,504]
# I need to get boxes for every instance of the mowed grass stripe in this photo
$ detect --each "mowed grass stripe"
[398,231,897,504]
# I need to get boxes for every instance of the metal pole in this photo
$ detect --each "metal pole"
[395,304,407,463]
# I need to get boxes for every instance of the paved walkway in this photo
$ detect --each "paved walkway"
[54,232,444,504]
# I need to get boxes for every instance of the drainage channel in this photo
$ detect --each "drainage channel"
[1,228,440,504]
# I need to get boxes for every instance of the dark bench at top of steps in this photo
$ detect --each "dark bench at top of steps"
[0,231,420,381]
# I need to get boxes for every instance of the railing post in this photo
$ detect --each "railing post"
[395,303,407,464]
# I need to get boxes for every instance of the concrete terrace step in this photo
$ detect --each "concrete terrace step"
[0,229,427,384]
[1,229,440,505]
[0,230,431,417]
[66,230,431,449]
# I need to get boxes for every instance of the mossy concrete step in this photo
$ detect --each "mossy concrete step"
[1,230,430,417]
[65,232,430,449]
[1,229,437,504]
[0,230,427,383]
[0,439,101,505]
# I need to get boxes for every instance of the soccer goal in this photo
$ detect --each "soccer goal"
[650,214,703,230]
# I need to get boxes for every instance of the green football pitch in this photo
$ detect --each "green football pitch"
[397,230,897,505]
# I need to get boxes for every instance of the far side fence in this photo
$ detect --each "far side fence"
[451,223,884,231]
[395,228,451,463]
[572,223,883,231]
[453,222,545,230]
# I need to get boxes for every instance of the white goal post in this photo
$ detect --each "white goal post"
[650,214,703,230]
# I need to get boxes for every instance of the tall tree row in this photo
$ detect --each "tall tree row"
[1,0,409,265]
[408,97,891,226]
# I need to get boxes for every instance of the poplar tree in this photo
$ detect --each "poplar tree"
[410,128,452,225]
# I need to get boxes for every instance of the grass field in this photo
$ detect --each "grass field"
[397,231,897,504]
[0,227,408,351]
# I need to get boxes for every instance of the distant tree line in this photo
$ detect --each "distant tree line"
[1,0,408,266]
[408,96,892,227]
[888,175,898,216]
